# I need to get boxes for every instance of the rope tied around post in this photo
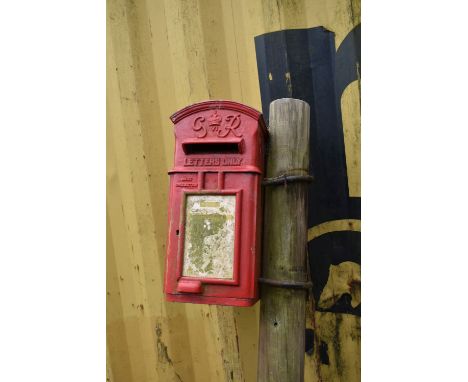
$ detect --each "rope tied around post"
[262,173,314,186]
[258,277,312,290]
[259,245,314,294]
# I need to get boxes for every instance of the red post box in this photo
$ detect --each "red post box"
[164,100,268,307]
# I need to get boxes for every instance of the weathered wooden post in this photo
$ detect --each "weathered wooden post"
[258,98,311,382]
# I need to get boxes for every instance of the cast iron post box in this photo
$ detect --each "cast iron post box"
[164,100,268,306]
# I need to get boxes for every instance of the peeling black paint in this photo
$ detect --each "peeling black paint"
[309,231,361,315]
[319,341,329,365]
[255,25,361,316]
[305,328,314,355]
[155,323,173,366]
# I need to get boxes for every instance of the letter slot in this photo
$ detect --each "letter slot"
[182,139,243,154]
[164,100,268,307]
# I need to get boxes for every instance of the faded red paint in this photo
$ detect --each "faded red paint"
[164,100,268,307]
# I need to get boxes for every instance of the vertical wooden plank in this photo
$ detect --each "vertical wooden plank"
[258,98,310,382]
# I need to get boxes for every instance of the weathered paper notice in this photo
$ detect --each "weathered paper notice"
[183,194,236,279]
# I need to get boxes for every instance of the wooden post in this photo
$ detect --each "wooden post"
[258,98,310,382]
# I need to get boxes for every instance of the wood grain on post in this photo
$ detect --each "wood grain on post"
[258,98,310,382]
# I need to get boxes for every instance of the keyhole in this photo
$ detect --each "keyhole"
[176,229,180,236]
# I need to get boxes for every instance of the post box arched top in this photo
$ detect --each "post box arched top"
[170,100,268,137]
[166,100,267,306]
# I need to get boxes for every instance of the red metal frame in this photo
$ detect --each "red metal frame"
[176,189,242,286]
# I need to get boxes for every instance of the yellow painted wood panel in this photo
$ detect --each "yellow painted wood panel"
[107,0,361,381]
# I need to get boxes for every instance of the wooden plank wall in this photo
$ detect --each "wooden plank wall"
[107,0,360,381]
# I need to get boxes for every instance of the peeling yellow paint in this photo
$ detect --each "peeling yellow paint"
[311,311,361,382]
[285,71,292,94]
[308,219,361,242]
[342,81,361,197]
[319,262,361,309]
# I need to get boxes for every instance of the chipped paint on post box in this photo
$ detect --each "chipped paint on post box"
[183,194,236,279]
[164,100,267,307]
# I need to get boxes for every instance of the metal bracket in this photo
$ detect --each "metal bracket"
[262,174,314,186]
